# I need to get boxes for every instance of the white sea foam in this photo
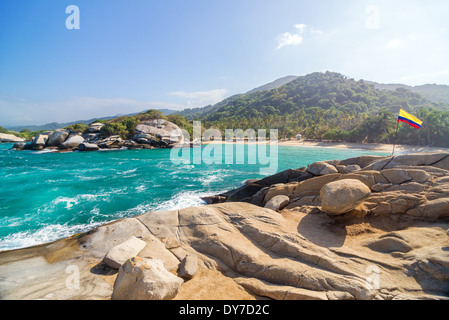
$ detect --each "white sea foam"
[0,222,104,251]
[153,190,226,212]
[53,197,79,209]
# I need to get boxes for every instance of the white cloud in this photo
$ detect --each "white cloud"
[293,24,307,33]
[276,23,322,50]
[169,89,227,107]
[276,32,303,50]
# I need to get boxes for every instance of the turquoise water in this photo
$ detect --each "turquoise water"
[0,143,388,251]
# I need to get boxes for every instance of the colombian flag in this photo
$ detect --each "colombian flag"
[398,109,423,129]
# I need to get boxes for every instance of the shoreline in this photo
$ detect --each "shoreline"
[202,139,449,154]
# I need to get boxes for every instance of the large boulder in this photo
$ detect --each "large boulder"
[111,257,184,300]
[0,133,25,143]
[178,254,198,280]
[59,134,85,149]
[46,130,70,147]
[89,123,105,133]
[78,143,100,152]
[264,195,290,211]
[320,179,371,215]
[307,161,338,176]
[135,119,184,146]
[364,153,449,171]
[31,132,50,149]
[103,236,147,269]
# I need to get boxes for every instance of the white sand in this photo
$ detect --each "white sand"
[201,139,449,155]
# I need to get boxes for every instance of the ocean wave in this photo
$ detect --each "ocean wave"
[152,190,223,212]
[0,222,104,251]
[31,149,58,155]
[51,188,127,210]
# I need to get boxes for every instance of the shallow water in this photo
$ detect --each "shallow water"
[0,143,388,251]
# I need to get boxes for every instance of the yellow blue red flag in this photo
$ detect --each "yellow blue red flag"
[398,109,423,129]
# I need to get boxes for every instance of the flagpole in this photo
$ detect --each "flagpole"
[392,120,399,156]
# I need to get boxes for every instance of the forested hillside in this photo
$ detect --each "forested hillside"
[189,72,449,147]
[5,72,449,148]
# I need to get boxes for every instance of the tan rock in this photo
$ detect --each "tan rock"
[320,179,371,215]
[264,195,290,211]
[111,257,183,300]
[263,184,296,204]
[381,169,411,184]
[0,133,25,143]
[407,198,449,219]
[103,237,147,269]
[307,161,338,176]
[178,254,198,280]
[290,173,341,199]
[339,155,388,168]
[365,153,449,171]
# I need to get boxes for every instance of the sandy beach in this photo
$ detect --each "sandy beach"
[202,139,449,155]
[278,140,449,154]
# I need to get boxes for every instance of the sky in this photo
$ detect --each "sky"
[1,0,449,126]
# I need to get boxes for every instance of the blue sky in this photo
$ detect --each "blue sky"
[1,0,449,126]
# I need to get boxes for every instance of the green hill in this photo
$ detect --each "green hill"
[190,71,449,147]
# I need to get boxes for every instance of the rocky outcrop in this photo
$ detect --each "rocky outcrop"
[11,120,185,152]
[31,132,50,150]
[0,153,448,300]
[89,123,104,133]
[59,134,84,150]
[0,133,25,143]
[135,119,184,146]
[77,143,100,152]
[46,130,70,147]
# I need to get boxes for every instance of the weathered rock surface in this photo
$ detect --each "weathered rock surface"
[264,195,290,211]
[59,134,84,150]
[307,161,339,176]
[31,132,50,149]
[89,123,105,133]
[0,153,448,301]
[178,254,198,280]
[135,119,184,146]
[46,130,70,147]
[103,236,147,269]
[111,257,183,300]
[78,143,100,152]
[0,133,25,143]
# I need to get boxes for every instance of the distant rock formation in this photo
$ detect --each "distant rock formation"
[0,153,448,300]
[0,133,25,143]
[10,120,185,152]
